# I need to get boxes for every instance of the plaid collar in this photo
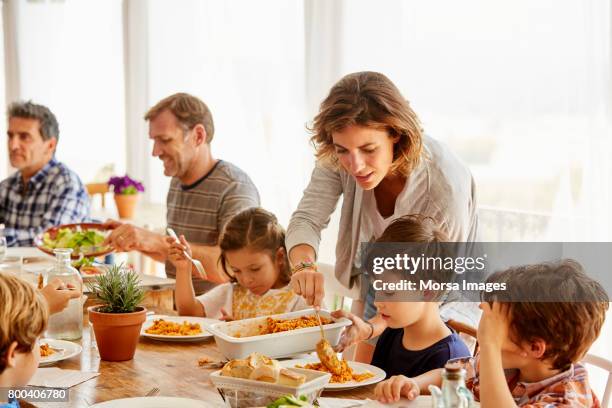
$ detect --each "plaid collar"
[14,157,59,190]
[512,364,577,400]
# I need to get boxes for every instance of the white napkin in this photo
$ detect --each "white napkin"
[28,367,99,388]
[317,398,371,408]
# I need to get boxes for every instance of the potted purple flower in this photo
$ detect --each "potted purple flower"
[108,175,145,219]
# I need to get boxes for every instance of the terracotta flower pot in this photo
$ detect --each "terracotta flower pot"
[88,306,147,361]
[113,193,139,219]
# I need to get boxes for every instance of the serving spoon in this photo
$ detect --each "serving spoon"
[314,309,343,375]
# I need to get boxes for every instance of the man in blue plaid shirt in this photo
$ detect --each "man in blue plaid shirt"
[0,101,89,247]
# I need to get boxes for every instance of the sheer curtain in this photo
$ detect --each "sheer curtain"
[131,0,309,227]
[307,0,612,242]
[558,1,612,241]
[1,0,125,183]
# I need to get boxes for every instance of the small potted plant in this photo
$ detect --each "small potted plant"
[107,174,145,219]
[87,264,146,361]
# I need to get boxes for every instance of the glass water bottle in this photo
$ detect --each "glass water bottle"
[440,361,474,408]
[46,249,83,340]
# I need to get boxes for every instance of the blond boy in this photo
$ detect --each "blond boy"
[0,274,48,405]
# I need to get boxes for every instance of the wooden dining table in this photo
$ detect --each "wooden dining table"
[6,247,429,407]
[32,309,381,408]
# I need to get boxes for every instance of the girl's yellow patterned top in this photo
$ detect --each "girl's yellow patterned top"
[232,284,298,321]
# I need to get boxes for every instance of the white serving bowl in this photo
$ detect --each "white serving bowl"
[204,309,352,359]
[210,367,330,408]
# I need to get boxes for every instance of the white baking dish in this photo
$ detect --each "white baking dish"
[210,367,330,408]
[204,309,352,359]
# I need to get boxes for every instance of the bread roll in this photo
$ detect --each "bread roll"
[221,353,306,388]
[248,352,274,368]
[249,360,281,383]
[278,368,306,387]
[221,359,253,379]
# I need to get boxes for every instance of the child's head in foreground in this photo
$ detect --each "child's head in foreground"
[0,274,48,386]
[483,259,609,370]
[371,214,451,329]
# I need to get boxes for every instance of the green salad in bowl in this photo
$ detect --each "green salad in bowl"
[43,228,106,250]
[267,395,313,408]
[35,223,113,259]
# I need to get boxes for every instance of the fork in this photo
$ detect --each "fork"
[144,387,160,397]
[167,228,207,279]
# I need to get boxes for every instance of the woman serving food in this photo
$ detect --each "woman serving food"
[286,71,479,356]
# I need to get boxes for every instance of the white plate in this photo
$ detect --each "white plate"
[38,338,82,366]
[280,358,386,391]
[140,315,220,342]
[89,397,211,407]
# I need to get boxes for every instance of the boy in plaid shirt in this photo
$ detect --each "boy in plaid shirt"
[375,259,608,407]
[0,101,89,246]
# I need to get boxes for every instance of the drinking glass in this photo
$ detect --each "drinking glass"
[0,236,6,261]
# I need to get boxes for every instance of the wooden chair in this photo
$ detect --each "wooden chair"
[86,182,110,209]
[583,353,612,408]
[446,319,478,339]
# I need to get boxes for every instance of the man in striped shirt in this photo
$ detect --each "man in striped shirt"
[0,102,89,246]
[105,93,259,294]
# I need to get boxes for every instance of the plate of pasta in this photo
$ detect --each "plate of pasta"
[140,315,220,342]
[39,339,83,366]
[279,358,385,391]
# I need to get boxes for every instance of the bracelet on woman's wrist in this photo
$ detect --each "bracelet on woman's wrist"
[365,320,375,340]
[290,261,317,274]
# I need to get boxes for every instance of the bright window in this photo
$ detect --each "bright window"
[9,0,125,183]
